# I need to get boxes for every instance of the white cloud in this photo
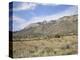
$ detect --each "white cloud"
[13,16,27,31]
[13,2,37,11]
[13,16,26,23]
[26,6,78,23]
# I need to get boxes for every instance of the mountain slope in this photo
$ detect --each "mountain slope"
[13,15,78,39]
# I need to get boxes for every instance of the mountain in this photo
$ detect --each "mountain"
[13,15,78,39]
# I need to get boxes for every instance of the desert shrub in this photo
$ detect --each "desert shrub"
[61,44,70,50]
[34,46,38,50]
[66,44,70,49]
[55,34,60,38]
[54,51,57,54]
[29,50,35,53]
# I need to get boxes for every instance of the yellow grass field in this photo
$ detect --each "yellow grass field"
[12,35,78,58]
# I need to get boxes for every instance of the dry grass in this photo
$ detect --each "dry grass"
[12,35,78,58]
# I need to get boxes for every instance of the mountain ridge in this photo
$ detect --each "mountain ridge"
[13,15,78,39]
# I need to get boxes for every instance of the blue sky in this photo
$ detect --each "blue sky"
[9,2,78,31]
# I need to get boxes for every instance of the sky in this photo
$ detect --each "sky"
[9,2,78,31]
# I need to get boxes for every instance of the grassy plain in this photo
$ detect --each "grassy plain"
[11,35,78,58]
